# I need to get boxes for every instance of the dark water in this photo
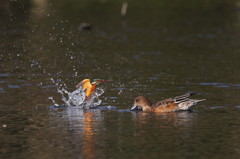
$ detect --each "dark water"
[1,0,240,158]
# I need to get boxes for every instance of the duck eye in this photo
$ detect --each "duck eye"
[135,99,139,102]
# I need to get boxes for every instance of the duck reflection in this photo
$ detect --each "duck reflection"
[132,111,196,128]
[130,111,197,140]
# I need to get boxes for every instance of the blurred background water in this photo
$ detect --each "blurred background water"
[1,0,240,159]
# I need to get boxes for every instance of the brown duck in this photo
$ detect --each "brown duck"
[130,92,205,113]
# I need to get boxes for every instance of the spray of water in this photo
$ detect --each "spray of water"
[49,78,104,109]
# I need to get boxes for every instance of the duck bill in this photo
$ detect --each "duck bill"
[130,105,142,111]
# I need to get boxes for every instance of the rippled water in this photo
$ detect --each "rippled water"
[1,0,240,159]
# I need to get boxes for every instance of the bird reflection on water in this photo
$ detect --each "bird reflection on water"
[83,112,95,159]
[53,108,101,159]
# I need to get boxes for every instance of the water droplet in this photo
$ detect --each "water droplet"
[48,96,59,106]
[50,81,104,109]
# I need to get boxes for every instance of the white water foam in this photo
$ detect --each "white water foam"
[49,78,104,109]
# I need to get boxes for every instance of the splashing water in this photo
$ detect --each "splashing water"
[48,96,59,107]
[49,78,104,109]
[59,87,104,108]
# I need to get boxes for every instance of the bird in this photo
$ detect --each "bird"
[130,92,205,113]
[76,79,108,100]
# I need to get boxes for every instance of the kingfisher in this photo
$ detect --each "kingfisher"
[131,92,205,113]
[76,79,108,100]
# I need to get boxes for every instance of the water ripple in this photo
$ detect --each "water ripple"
[0,87,4,93]
[8,84,21,88]
[196,82,240,88]
[210,106,225,109]
[0,73,9,77]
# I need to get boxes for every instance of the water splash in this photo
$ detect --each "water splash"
[48,96,59,107]
[49,78,104,109]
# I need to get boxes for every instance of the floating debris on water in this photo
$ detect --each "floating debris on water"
[78,23,92,31]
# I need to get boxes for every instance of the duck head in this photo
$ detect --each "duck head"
[131,96,152,112]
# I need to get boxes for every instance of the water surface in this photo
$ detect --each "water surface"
[1,0,240,158]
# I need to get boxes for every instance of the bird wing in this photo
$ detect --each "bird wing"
[153,98,175,107]
[76,79,96,98]
[173,92,196,103]
[177,99,206,110]
[152,98,179,112]
[174,93,205,110]
[152,93,205,112]
[76,79,92,90]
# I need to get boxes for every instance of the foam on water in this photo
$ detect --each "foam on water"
[49,78,104,109]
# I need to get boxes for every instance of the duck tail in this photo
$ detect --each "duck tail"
[177,98,206,110]
[194,99,206,103]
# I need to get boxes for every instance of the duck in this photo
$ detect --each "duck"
[130,92,205,113]
[76,79,108,100]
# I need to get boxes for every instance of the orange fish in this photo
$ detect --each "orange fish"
[76,79,108,100]
[131,92,205,113]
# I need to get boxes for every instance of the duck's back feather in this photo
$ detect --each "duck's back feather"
[152,93,205,112]
[153,98,175,107]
